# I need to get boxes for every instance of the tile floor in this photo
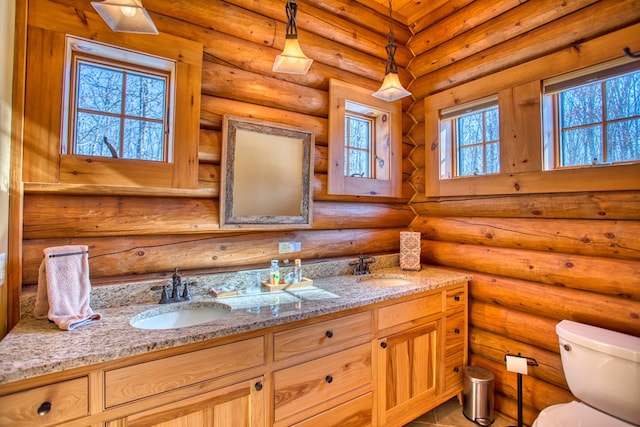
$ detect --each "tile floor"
[404,397,514,427]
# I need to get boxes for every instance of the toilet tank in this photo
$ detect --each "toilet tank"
[556,320,640,426]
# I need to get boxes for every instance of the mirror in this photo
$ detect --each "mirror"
[220,115,314,228]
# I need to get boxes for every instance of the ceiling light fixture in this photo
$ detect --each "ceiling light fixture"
[91,0,158,35]
[372,0,411,102]
[272,0,313,74]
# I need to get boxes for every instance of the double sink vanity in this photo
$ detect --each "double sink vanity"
[0,257,470,427]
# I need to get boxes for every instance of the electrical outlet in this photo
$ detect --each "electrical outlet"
[278,242,301,254]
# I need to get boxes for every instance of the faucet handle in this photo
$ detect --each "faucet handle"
[151,284,170,304]
[182,281,193,301]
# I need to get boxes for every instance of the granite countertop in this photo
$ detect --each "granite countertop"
[0,262,470,385]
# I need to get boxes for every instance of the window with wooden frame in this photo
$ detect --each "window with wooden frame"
[22,26,202,191]
[64,38,173,163]
[543,59,640,170]
[328,79,402,198]
[439,96,500,179]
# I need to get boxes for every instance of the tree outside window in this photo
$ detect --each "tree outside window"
[545,63,640,169]
[439,98,500,179]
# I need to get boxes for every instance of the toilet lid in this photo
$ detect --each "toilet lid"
[533,401,635,427]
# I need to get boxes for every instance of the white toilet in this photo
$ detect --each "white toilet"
[532,320,640,427]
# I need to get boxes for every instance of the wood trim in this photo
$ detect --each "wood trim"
[7,0,28,331]
[328,79,403,198]
[424,24,640,197]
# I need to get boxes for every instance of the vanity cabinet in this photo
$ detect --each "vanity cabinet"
[0,277,468,427]
[272,312,374,426]
[375,283,468,427]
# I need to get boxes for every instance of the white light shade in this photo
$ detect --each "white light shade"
[91,0,158,34]
[273,38,313,74]
[372,72,411,102]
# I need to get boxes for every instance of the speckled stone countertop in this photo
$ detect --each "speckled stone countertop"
[0,256,470,385]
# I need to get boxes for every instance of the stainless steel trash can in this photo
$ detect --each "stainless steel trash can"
[463,365,495,426]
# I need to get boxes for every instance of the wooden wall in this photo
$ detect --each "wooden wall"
[11,0,417,324]
[406,1,640,425]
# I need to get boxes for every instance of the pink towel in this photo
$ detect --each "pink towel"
[35,245,102,330]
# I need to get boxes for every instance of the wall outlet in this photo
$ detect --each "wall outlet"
[278,242,301,254]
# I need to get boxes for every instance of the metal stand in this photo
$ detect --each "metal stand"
[504,353,538,427]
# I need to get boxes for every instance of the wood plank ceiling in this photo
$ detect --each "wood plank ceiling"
[354,0,445,27]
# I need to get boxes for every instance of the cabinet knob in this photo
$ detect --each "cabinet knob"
[325,330,334,338]
[453,367,460,373]
[454,295,461,301]
[254,381,263,391]
[325,375,333,384]
[380,342,387,349]
[454,328,461,334]
[37,401,51,416]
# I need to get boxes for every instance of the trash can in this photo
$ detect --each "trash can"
[463,365,495,426]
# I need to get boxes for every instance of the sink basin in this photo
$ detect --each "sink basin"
[358,275,412,287]
[130,302,231,330]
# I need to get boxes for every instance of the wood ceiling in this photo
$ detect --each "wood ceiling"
[354,0,446,27]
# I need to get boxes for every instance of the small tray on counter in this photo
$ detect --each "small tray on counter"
[261,277,313,292]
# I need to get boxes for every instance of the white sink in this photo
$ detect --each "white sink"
[358,275,412,287]
[130,302,231,330]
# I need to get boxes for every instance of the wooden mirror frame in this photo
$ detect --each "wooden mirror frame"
[220,115,314,228]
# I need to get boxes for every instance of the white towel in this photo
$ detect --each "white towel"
[35,245,102,331]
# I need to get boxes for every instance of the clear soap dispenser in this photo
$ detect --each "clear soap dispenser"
[269,260,280,285]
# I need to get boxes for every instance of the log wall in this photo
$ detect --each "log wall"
[407,1,640,425]
[11,0,417,325]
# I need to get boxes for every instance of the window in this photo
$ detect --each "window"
[344,112,373,178]
[543,59,640,169]
[64,37,174,162]
[328,79,402,198]
[439,96,500,179]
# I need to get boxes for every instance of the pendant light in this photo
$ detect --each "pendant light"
[273,0,313,74]
[372,0,411,102]
[91,0,158,35]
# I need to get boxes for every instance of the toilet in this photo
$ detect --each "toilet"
[532,320,640,427]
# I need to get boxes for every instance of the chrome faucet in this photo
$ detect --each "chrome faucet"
[350,253,376,275]
[151,268,192,304]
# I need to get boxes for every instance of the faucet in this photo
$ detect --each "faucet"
[350,253,376,275]
[151,268,192,304]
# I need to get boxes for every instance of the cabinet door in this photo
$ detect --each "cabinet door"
[106,377,265,427]
[377,320,440,427]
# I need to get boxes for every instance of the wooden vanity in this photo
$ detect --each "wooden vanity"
[0,270,468,427]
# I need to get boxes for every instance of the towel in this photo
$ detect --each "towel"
[35,245,102,331]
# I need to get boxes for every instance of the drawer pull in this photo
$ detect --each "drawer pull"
[454,295,461,301]
[380,342,387,349]
[254,381,263,391]
[454,328,461,334]
[325,375,333,384]
[37,401,52,416]
[453,367,460,373]
[325,330,334,338]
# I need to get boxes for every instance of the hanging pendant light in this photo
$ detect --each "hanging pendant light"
[273,0,313,74]
[91,0,158,35]
[372,0,411,102]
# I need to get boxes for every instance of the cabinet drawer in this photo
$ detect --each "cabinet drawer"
[105,336,264,408]
[274,343,371,421]
[0,377,88,426]
[378,293,442,330]
[446,285,466,314]
[274,312,372,361]
[445,312,465,355]
[291,392,372,427]
[445,350,465,391]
